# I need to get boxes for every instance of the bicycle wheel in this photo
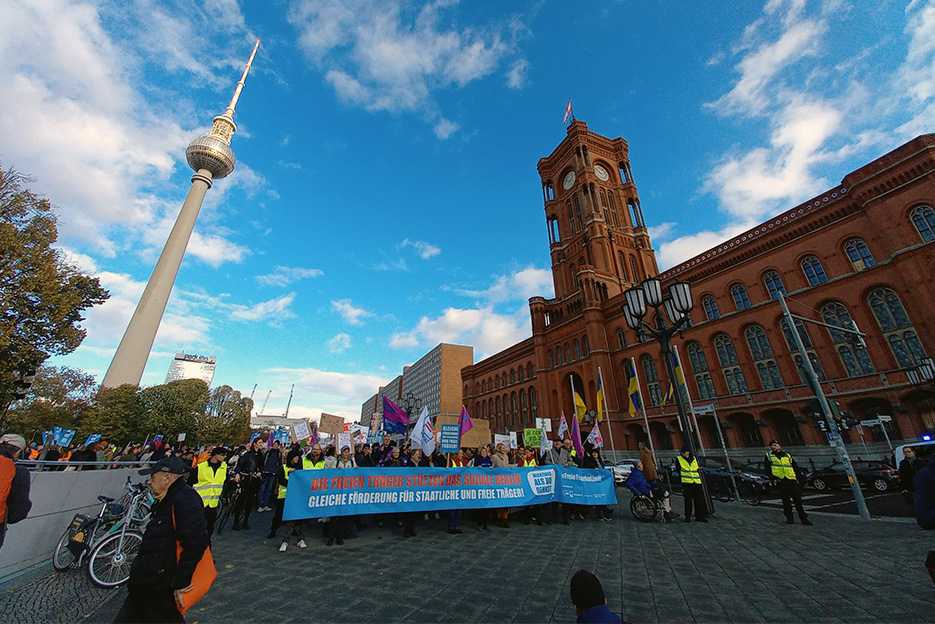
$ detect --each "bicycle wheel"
[739,482,763,506]
[707,476,732,503]
[52,528,79,571]
[87,532,143,588]
[216,491,237,535]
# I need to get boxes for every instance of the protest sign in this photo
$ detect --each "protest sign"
[292,420,310,441]
[494,434,510,449]
[85,433,101,446]
[153,434,164,443]
[535,417,552,432]
[336,432,352,452]
[177,433,186,442]
[283,465,616,521]
[367,434,382,445]
[509,431,517,449]
[61,429,77,446]
[436,414,490,448]
[523,428,542,449]
[439,424,460,453]
[319,413,344,435]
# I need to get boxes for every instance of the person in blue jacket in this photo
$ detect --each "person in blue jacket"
[625,460,678,522]
[570,569,624,623]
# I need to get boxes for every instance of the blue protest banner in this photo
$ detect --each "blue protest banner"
[85,433,101,446]
[439,424,460,453]
[53,426,63,445]
[283,466,616,521]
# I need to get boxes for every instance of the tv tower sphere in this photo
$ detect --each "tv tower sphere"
[101,39,260,390]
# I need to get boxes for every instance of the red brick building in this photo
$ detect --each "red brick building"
[462,121,935,456]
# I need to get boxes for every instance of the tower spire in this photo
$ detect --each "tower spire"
[102,41,261,390]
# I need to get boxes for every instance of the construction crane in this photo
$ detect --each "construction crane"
[259,390,271,415]
[284,384,294,418]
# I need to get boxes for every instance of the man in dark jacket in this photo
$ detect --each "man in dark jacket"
[914,458,935,530]
[570,569,623,623]
[232,438,264,530]
[0,434,33,552]
[766,440,812,525]
[900,446,922,506]
[257,440,282,512]
[115,456,209,623]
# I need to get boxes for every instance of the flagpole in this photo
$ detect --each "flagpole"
[632,357,657,468]
[569,375,577,427]
[674,344,705,455]
[598,367,616,459]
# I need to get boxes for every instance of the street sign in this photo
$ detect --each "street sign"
[879,414,892,422]
[535,418,552,432]
[860,419,880,427]
[692,404,715,415]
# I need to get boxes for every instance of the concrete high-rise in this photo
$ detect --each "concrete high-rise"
[102,40,260,389]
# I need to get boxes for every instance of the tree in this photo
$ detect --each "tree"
[141,379,210,445]
[0,167,108,404]
[82,384,147,446]
[5,365,97,442]
[197,385,253,446]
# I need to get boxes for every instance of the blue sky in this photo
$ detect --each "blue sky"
[2,0,932,422]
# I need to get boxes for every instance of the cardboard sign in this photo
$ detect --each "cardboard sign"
[535,418,552,432]
[509,432,517,449]
[336,432,352,453]
[292,420,310,441]
[436,414,490,448]
[494,434,511,449]
[320,413,345,435]
[177,433,186,442]
[437,424,460,453]
[523,428,542,449]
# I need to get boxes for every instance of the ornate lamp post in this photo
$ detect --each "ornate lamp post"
[622,277,713,514]
[398,391,422,437]
[907,357,935,389]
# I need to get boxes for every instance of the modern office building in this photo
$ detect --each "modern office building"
[164,352,217,387]
[461,121,935,455]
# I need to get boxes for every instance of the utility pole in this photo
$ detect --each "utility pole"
[778,293,871,520]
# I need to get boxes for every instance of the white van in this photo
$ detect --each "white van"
[894,440,935,466]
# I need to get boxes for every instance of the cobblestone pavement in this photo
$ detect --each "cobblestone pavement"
[3,495,933,623]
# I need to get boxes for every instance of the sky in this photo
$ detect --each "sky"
[2,0,933,423]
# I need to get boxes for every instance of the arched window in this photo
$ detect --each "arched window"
[495,396,502,426]
[520,389,529,425]
[731,284,752,311]
[571,263,579,288]
[566,200,576,234]
[564,343,572,363]
[511,392,518,427]
[496,375,500,389]
[629,256,640,282]
[618,252,628,280]
[801,255,829,286]
[763,271,786,299]
[714,334,748,395]
[481,400,487,420]
[510,369,516,384]
[548,349,554,368]
[780,318,826,383]
[702,295,720,320]
[686,342,716,400]
[527,363,534,378]
[517,367,524,382]
[820,302,875,377]
[868,287,927,368]
[574,340,581,360]
[641,355,663,406]
[617,328,628,349]
[744,325,784,390]
[911,205,935,242]
[530,386,538,420]
[502,373,507,387]
[582,335,590,356]
[844,238,875,270]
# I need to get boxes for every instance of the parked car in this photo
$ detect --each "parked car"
[608,459,639,485]
[804,460,899,492]
[661,456,773,489]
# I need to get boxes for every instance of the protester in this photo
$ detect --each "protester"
[398,448,420,537]
[676,447,709,523]
[900,446,922,506]
[267,453,289,543]
[231,438,264,530]
[569,569,623,623]
[115,457,209,623]
[328,445,359,545]
[491,443,511,527]
[584,448,611,521]
[626,460,676,522]
[257,440,282,512]
[0,434,33,552]
[542,438,572,524]
[447,449,469,534]
[189,446,228,539]
[765,440,812,526]
[913,457,935,530]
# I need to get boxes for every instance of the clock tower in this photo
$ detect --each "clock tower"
[537,121,658,302]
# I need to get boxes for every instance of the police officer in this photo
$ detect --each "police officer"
[677,447,709,523]
[188,446,227,538]
[766,439,812,526]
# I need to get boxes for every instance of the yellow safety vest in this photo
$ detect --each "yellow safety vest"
[278,467,289,499]
[767,452,797,480]
[194,461,227,508]
[304,457,325,470]
[678,456,701,484]
[520,457,538,467]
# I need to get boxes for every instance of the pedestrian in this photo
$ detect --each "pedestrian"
[114,456,209,624]
[399,448,420,537]
[257,440,282,512]
[676,447,709,523]
[913,457,935,530]
[584,448,612,521]
[0,434,33,552]
[231,438,264,530]
[569,569,623,623]
[541,437,572,524]
[491,443,511,527]
[447,449,468,534]
[188,446,228,539]
[766,440,812,526]
[266,452,289,543]
[900,446,922,506]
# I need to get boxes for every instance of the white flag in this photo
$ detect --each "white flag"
[409,406,436,456]
[586,422,604,448]
[557,412,569,439]
[539,427,550,456]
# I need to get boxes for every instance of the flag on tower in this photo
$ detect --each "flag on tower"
[587,422,604,448]
[557,412,569,439]
[563,98,574,124]
[382,395,409,434]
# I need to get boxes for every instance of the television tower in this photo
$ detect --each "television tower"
[102,40,260,389]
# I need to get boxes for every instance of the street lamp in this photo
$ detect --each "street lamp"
[907,357,935,388]
[623,278,713,513]
[397,391,421,437]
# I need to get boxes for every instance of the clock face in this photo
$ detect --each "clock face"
[594,164,609,181]
[562,170,576,190]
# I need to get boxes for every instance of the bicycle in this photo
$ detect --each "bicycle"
[52,478,152,572]
[86,481,153,587]
[215,478,242,535]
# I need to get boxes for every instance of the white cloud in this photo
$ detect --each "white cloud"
[257,266,324,287]
[327,333,352,353]
[896,2,935,137]
[389,305,530,358]
[398,238,441,259]
[332,299,374,325]
[229,293,297,322]
[506,59,528,89]
[452,265,553,303]
[263,366,387,408]
[288,0,525,136]
[654,223,752,272]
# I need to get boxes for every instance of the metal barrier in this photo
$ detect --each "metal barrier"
[18,460,153,472]
[0,464,154,582]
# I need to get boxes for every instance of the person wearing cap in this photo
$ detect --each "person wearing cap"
[187,446,228,539]
[676,447,708,523]
[231,437,265,531]
[0,434,33,552]
[766,440,812,526]
[115,456,209,623]
[569,569,623,623]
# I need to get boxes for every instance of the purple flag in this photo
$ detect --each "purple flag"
[569,411,585,459]
[458,406,474,443]
[382,396,409,434]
